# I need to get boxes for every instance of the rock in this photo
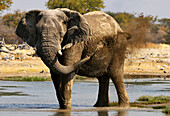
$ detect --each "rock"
[40,70,44,73]
[157,59,170,63]
[21,55,26,60]
[5,54,10,59]
[156,60,162,63]
[2,54,10,61]
[160,67,164,70]
[30,65,34,68]
[137,68,141,70]
[164,70,167,73]
[2,57,8,61]
[142,56,150,60]
[150,53,155,55]
[163,65,168,68]
[10,55,15,60]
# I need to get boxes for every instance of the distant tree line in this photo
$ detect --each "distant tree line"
[46,0,105,14]
[106,11,170,46]
[0,0,169,45]
[0,0,13,14]
[0,10,25,44]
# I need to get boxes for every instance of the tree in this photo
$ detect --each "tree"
[159,18,170,27]
[0,0,13,14]
[159,18,170,44]
[0,10,25,44]
[106,11,162,47]
[2,9,25,28]
[46,0,105,14]
[106,12,135,28]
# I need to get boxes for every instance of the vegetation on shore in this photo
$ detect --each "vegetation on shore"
[162,106,170,114]
[136,95,170,104]
[110,95,170,114]
[0,76,51,81]
[0,75,90,81]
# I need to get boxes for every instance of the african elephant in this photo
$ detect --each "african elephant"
[16,8,130,109]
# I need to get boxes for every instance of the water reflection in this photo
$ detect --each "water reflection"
[0,91,29,97]
[97,111,108,116]
[53,112,71,116]
[53,110,128,116]
[117,111,128,116]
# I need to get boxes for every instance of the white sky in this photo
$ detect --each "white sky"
[2,0,170,18]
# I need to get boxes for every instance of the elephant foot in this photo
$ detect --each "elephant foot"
[118,96,130,108]
[93,101,109,107]
[118,102,130,108]
[60,104,71,109]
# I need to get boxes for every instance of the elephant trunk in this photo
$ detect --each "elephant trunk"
[37,41,90,75]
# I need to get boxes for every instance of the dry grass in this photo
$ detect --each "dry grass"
[124,43,170,74]
[124,61,169,74]
[145,43,170,49]
[0,60,49,72]
[0,43,170,78]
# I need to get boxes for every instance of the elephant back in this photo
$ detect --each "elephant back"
[83,11,123,38]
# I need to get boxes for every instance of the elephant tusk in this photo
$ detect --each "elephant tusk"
[62,43,73,50]
[58,50,63,56]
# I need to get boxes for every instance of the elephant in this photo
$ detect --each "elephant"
[15,8,130,109]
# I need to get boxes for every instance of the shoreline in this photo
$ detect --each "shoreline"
[0,72,169,81]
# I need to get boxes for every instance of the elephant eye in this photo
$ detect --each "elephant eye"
[63,21,67,24]
[59,32,64,36]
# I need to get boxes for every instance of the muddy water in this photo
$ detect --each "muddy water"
[0,78,169,116]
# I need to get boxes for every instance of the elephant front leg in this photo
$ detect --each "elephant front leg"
[51,72,75,109]
[94,76,110,107]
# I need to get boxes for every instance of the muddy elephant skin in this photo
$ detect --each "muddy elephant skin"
[16,8,130,109]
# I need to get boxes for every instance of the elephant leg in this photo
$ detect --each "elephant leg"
[51,72,75,109]
[51,42,83,109]
[94,76,110,107]
[108,64,129,107]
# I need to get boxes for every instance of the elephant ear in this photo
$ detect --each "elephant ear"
[15,10,42,47]
[59,8,91,47]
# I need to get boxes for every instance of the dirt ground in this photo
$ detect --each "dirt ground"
[0,43,169,78]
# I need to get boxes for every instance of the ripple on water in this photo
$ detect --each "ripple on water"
[0,104,59,109]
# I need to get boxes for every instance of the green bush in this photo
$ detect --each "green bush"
[162,106,170,114]
[137,96,154,102]
[136,95,170,104]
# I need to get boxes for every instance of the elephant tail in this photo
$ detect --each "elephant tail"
[118,32,131,40]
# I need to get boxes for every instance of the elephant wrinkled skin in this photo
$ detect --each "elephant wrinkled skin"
[16,8,130,109]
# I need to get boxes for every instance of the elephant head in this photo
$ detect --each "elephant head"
[15,8,91,74]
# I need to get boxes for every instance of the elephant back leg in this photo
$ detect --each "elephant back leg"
[107,32,129,107]
[108,59,129,107]
[94,75,110,107]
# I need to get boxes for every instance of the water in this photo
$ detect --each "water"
[0,78,169,116]
[0,110,165,116]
